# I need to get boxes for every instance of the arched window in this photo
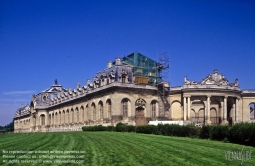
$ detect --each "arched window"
[80,106,84,123]
[106,99,112,119]
[71,109,74,123]
[122,98,129,118]
[120,69,127,83]
[151,100,157,119]
[92,103,96,120]
[75,107,79,123]
[66,110,69,124]
[108,70,115,84]
[59,111,61,125]
[62,110,65,124]
[40,114,45,126]
[85,105,89,121]
[99,101,103,119]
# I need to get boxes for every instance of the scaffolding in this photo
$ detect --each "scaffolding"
[122,52,158,86]
[121,52,170,119]
[157,52,170,120]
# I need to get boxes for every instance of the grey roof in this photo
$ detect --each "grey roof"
[15,105,30,118]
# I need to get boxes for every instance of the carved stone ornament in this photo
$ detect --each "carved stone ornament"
[94,76,99,84]
[135,99,146,108]
[184,70,239,87]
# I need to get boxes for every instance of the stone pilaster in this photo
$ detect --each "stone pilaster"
[235,98,239,123]
[207,95,211,124]
[183,96,186,120]
[223,96,228,124]
[187,96,191,120]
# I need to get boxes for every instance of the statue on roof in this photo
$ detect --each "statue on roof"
[184,76,190,84]
[55,79,58,85]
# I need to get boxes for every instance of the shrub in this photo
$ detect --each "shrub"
[199,125,212,139]
[229,122,255,146]
[126,125,136,132]
[187,125,201,138]
[116,122,126,132]
[210,125,229,141]
[136,125,156,134]
[105,126,115,132]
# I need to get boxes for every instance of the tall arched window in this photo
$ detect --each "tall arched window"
[86,105,89,121]
[59,111,61,125]
[62,110,65,124]
[71,109,74,123]
[99,101,103,119]
[55,112,58,125]
[80,106,84,123]
[151,100,157,119]
[122,99,129,118]
[92,103,96,120]
[106,99,112,119]
[75,107,79,123]
[65,110,69,124]
[40,114,45,126]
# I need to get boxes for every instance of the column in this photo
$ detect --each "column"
[232,103,236,124]
[207,95,211,124]
[235,98,239,122]
[224,96,228,124]
[183,96,186,120]
[50,114,54,126]
[53,113,55,126]
[187,96,191,120]
[254,103,255,121]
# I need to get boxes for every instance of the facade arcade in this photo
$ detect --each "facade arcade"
[13,53,255,132]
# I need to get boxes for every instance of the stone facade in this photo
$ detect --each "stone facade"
[13,54,255,132]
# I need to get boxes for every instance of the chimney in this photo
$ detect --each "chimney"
[115,57,121,66]
[107,61,112,68]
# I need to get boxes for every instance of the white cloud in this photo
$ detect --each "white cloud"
[2,90,36,95]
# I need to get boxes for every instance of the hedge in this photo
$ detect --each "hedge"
[82,122,255,147]
[228,122,255,146]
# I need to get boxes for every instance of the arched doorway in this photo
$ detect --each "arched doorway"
[40,114,45,126]
[135,99,146,126]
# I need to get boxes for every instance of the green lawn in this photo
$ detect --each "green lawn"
[0,132,254,166]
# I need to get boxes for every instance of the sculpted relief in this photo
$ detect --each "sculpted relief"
[184,69,239,87]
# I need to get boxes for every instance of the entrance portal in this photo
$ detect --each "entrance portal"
[135,107,145,126]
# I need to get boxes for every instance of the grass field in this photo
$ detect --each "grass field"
[0,132,254,166]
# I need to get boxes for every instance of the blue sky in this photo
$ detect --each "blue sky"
[0,0,254,126]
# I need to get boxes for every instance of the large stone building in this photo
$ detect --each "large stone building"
[13,52,255,132]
